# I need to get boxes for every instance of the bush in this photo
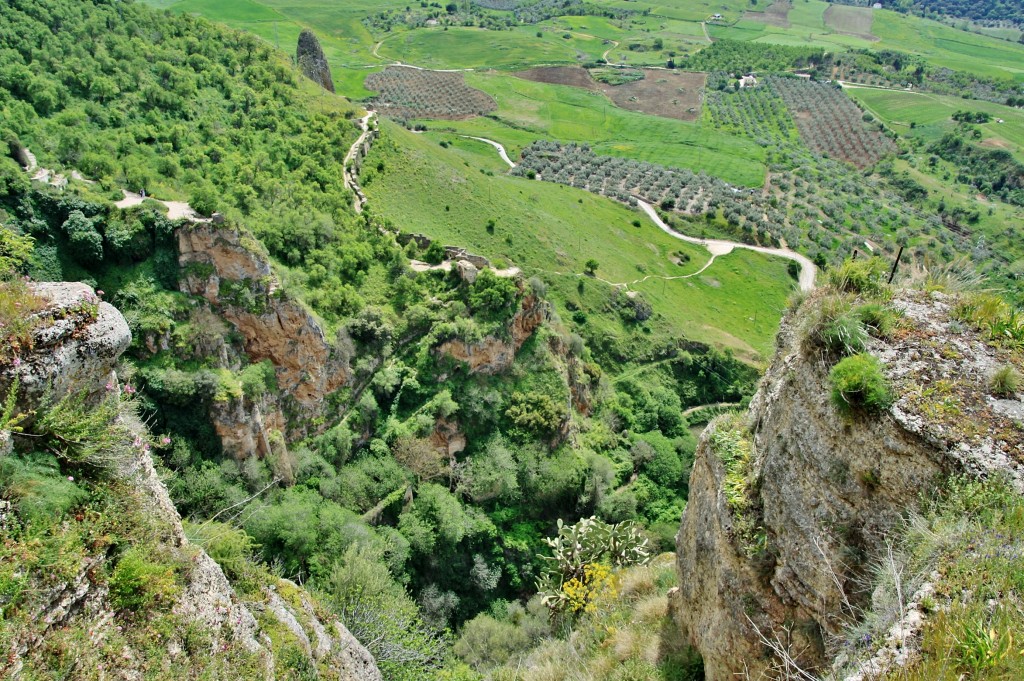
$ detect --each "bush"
[990,365,1020,398]
[109,548,180,613]
[855,302,899,338]
[827,257,888,297]
[829,354,893,415]
[820,309,869,356]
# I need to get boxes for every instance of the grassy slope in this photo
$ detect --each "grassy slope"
[849,87,1024,162]
[423,72,766,187]
[364,121,795,359]
[376,26,608,69]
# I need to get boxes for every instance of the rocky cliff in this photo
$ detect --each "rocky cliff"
[672,286,1024,679]
[1,281,381,680]
[178,223,349,440]
[437,291,548,374]
[296,29,335,93]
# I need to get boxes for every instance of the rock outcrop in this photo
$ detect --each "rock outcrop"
[0,281,381,680]
[437,292,548,374]
[672,288,1024,679]
[10,282,130,415]
[177,223,349,433]
[296,29,335,93]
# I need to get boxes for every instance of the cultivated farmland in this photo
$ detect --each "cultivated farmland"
[516,66,706,122]
[365,66,497,120]
[771,77,897,168]
[823,4,877,41]
[744,1,792,28]
[598,69,706,122]
[516,65,598,90]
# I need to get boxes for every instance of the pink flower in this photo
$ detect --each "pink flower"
[161,437,171,445]
[105,381,114,391]
[123,384,136,395]
[12,357,20,367]
[67,476,74,482]
[96,290,104,297]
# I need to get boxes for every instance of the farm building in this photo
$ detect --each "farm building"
[739,74,758,88]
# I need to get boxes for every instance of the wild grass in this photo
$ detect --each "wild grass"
[836,475,1024,680]
[989,365,1020,398]
[363,120,795,360]
[829,353,893,416]
[0,278,45,365]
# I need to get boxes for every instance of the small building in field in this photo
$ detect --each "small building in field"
[712,13,723,20]
[739,74,758,88]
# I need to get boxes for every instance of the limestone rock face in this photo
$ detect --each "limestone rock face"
[437,292,547,374]
[10,282,130,413]
[672,289,1024,680]
[296,29,335,93]
[0,283,381,680]
[177,224,349,432]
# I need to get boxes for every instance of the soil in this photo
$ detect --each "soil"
[599,70,706,121]
[743,1,791,28]
[515,66,597,90]
[516,66,706,122]
[823,5,879,41]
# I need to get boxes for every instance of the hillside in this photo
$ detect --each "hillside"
[0,279,381,679]
[1,2,767,678]
[4,0,1024,678]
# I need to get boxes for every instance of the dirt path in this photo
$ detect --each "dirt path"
[114,190,209,222]
[701,22,712,42]
[682,401,741,417]
[410,259,521,278]
[837,80,912,92]
[344,112,377,213]
[601,40,620,63]
[637,200,816,291]
[462,136,516,168]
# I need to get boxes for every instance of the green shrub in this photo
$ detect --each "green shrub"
[855,302,899,338]
[0,450,88,524]
[0,278,45,365]
[35,390,142,473]
[829,354,893,415]
[109,548,180,613]
[185,520,260,584]
[827,257,888,297]
[989,365,1020,398]
[820,310,869,356]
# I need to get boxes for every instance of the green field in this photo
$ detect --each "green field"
[416,72,766,187]
[849,87,1024,161]
[377,26,608,69]
[364,121,795,359]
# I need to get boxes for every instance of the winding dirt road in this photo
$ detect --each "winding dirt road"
[462,136,516,168]
[637,200,816,291]
[460,136,817,291]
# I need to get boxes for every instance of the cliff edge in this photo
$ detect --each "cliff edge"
[673,278,1024,679]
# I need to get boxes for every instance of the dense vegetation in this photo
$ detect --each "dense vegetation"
[0,2,760,678]
[902,0,1023,28]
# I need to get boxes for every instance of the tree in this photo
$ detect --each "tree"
[61,210,103,265]
[583,258,599,275]
[393,436,448,483]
